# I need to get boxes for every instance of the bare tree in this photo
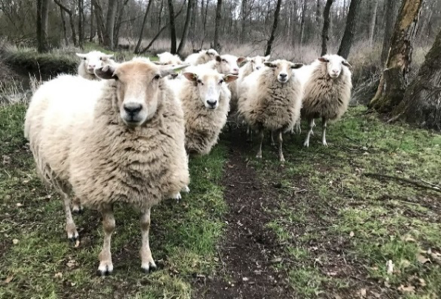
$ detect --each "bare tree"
[213,0,223,52]
[265,0,282,56]
[240,0,248,41]
[299,0,307,46]
[78,0,84,48]
[395,28,441,130]
[369,0,423,113]
[134,0,153,54]
[90,1,95,42]
[321,0,334,56]
[368,0,378,46]
[54,0,78,46]
[104,0,117,49]
[36,0,50,53]
[381,0,401,65]
[168,0,177,54]
[338,0,362,59]
[178,0,193,55]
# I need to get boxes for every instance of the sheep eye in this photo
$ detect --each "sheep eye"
[222,59,227,63]
[251,60,255,63]
[99,57,102,61]
[83,57,87,60]
[153,74,161,80]
[197,79,203,84]
[219,79,224,84]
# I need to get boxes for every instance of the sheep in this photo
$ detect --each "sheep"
[176,65,238,155]
[300,54,352,147]
[238,59,303,162]
[24,58,190,275]
[157,52,184,66]
[184,48,219,65]
[203,54,246,76]
[76,51,115,80]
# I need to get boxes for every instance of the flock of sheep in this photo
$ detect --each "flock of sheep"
[24,48,352,275]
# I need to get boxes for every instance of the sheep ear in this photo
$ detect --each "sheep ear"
[237,57,246,65]
[264,55,270,61]
[160,64,189,77]
[215,55,222,62]
[183,72,198,82]
[76,53,87,58]
[291,63,303,69]
[95,65,118,80]
[264,62,276,68]
[318,57,329,63]
[104,54,114,59]
[342,60,352,68]
[223,74,239,83]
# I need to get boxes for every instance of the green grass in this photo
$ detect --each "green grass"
[252,106,441,298]
[0,104,228,298]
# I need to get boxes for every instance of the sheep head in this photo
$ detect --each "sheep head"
[214,54,245,75]
[183,68,238,110]
[157,52,183,67]
[249,55,270,71]
[264,60,303,84]
[318,55,351,79]
[76,51,114,74]
[95,58,188,127]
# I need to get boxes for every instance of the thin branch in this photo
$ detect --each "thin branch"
[364,173,441,193]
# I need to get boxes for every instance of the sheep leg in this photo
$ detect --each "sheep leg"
[98,204,115,276]
[256,129,264,159]
[71,197,83,214]
[271,130,276,147]
[277,129,285,162]
[303,118,315,147]
[62,194,79,242]
[322,117,328,146]
[140,207,157,273]
[246,125,253,143]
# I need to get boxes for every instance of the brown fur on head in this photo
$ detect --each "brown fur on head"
[264,60,303,83]
[95,58,187,127]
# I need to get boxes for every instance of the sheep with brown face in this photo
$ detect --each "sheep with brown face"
[238,59,303,162]
[25,58,189,275]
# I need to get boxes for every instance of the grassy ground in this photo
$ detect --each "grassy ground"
[0,104,227,298]
[250,106,441,298]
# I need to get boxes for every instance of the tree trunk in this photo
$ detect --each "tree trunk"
[177,0,193,55]
[299,0,307,46]
[104,0,117,49]
[240,0,247,41]
[59,6,68,46]
[54,0,78,46]
[393,28,441,130]
[78,0,84,48]
[369,0,423,113]
[134,0,153,54]
[368,0,378,46]
[381,0,401,65]
[113,0,129,49]
[338,0,362,59]
[90,2,95,42]
[167,0,177,54]
[321,0,334,56]
[213,0,223,52]
[265,0,282,56]
[36,0,50,53]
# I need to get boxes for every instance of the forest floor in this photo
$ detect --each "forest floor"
[1,56,441,298]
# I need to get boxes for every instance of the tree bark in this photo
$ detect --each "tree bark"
[213,0,223,52]
[368,0,378,46]
[316,0,321,24]
[338,0,362,59]
[59,6,68,46]
[113,0,129,49]
[369,0,423,113]
[90,1,95,42]
[54,0,78,46]
[36,0,50,53]
[381,0,401,65]
[104,0,117,49]
[299,0,307,46]
[177,0,193,55]
[394,28,441,131]
[167,0,177,54]
[78,0,84,48]
[134,0,153,54]
[321,0,334,56]
[265,0,282,56]
[240,0,247,41]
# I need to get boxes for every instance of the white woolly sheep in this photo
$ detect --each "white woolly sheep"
[203,54,246,76]
[157,52,184,66]
[24,58,190,275]
[300,54,352,147]
[184,48,219,65]
[76,51,115,80]
[176,65,238,155]
[238,59,303,162]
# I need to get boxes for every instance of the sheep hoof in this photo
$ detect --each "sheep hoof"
[322,141,328,146]
[182,185,190,193]
[72,206,84,214]
[256,154,262,159]
[141,261,157,274]
[67,231,79,242]
[279,157,285,163]
[97,263,113,276]
[170,192,182,202]
[303,141,310,147]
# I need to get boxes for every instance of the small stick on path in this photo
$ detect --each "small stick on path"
[364,173,441,193]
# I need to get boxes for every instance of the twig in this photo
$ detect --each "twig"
[364,173,441,193]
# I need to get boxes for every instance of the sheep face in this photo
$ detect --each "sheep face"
[249,55,270,71]
[264,60,303,84]
[95,59,186,126]
[76,51,114,74]
[183,71,238,109]
[318,55,351,79]
[215,55,246,75]
[157,52,183,67]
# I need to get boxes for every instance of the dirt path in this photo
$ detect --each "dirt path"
[195,133,291,298]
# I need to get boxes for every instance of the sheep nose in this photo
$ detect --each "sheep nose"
[207,100,217,108]
[280,73,287,79]
[89,65,96,68]
[232,68,239,73]
[256,66,261,70]
[124,103,142,115]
